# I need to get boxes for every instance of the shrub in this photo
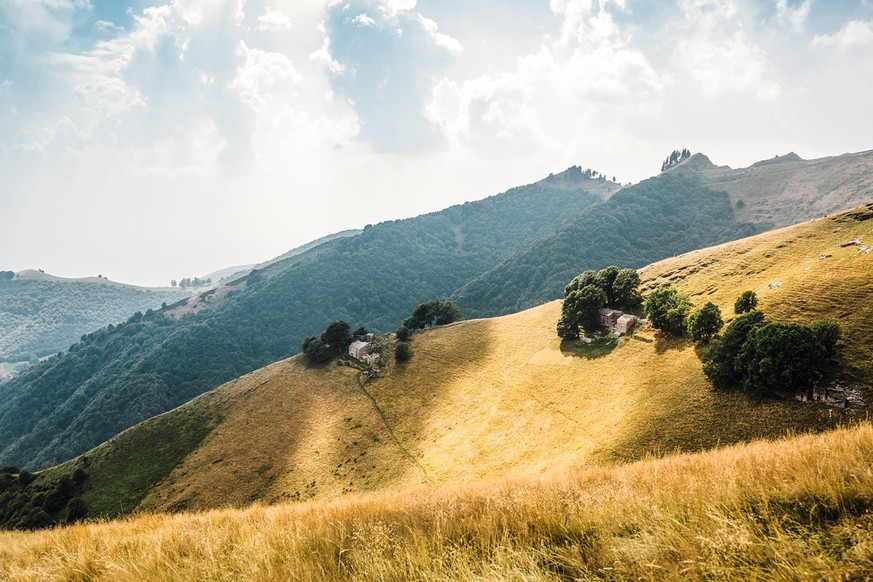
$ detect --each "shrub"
[734,290,758,314]
[644,286,691,337]
[394,342,412,363]
[687,302,724,344]
[394,326,411,342]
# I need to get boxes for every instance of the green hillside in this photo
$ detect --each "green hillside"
[0,274,189,363]
[0,169,611,470]
[8,203,868,528]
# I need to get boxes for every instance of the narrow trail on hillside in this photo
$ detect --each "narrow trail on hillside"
[355,374,431,481]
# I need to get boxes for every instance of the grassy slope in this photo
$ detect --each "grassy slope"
[72,203,873,516]
[2,422,871,580]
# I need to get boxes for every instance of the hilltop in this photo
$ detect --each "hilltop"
[43,203,873,519]
[670,149,873,227]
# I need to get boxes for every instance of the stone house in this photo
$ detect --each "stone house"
[599,308,640,335]
[348,340,373,359]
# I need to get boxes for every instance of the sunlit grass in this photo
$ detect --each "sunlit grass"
[2,422,871,581]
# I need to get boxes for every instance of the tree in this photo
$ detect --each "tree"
[735,322,827,396]
[595,265,620,306]
[558,285,607,339]
[394,326,411,342]
[303,338,332,364]
[687,302,724,344]
[810,320,841,360]
[353,326,369,338]
[734,290,758,314]
[612,268,642,309]
[701,310,765,389]
[403,300,462,329]
[394,341,412,362]
[320,320,352,353]
[170,279,177,287]
[564,270,597,297]
[644,286,691,336]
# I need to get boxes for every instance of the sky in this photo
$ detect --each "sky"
[1,0,872,287]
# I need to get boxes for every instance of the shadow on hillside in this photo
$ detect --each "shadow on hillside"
[323,319,498,490]
[654,334,688,355]
[559,337,620,360]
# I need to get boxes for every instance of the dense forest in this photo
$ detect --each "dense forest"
[0,170,608,469]
[0,278,189,363]
[454,173,761,317]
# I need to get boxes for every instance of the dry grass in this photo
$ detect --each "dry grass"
[75,205,873,515]
[2,422,871,581]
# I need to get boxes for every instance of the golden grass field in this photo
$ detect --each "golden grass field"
[3,204,871,579]
[1,422,871,580]
[116,204,873,514]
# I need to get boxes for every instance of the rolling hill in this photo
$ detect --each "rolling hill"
[0,168,616,470]
[1,151,870,474]
[27,202,871,523]
[0,272,190,364]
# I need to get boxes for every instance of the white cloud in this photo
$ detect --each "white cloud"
[812,20,873,49]
[352,13,376,27]
[258,7,292,31]
[429,0,663,157]
[775,0,811,33]
[670,0,781,99]
[230,42,301,112]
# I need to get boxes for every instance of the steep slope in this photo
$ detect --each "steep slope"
[61,204,873,518]
[0,272,189,363]
[454,150,873,317]
[0,170,611,470]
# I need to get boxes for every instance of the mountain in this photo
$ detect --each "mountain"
[0,170,614,469]
[0,271,190,364]
[453,149,873,318]
[671,149,873,228]
[2,150,869,472]
[21,202,871,522]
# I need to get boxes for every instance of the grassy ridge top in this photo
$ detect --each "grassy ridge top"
[72,203,873,517]
[3,420,871,580]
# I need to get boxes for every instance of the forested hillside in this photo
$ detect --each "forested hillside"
[0,170,609,469]
[0,276,189,363]
[454,173,760,316]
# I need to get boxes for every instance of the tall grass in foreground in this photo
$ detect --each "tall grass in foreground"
[2,423,871,581]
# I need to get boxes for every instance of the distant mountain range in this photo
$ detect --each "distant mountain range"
[1,150,871,471]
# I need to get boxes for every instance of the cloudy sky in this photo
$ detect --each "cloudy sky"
[1,0,871,286]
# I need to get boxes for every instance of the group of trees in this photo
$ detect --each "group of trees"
[0,464,89,530]
[171,277,212,289]
[301,321,358,364]
[642,286,841,397]
[660,148,692,172]
[643,286,727,343]
[702,310,840,397]
[394,300,463,363]
[402,300,463,330]
[557,266,642,339]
